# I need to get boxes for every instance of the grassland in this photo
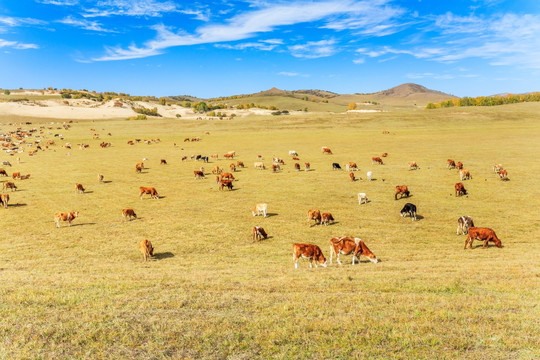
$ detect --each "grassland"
[0,103,539,359]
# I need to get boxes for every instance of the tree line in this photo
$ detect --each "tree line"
[426,93,540,109]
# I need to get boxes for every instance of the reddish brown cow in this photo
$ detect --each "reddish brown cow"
[499,169,508,180]
[54,211,79,227]
[349,172,355,181]
[224,153,234,159]
[12,172,20,179]
[293,243,327,269]
[307,209,321,226]
[160,159,167,165]
[304,162,310,171]
[139,187,159,199]
[139,239,154,261]
[294,163,300,171]
[381,153,388,157]
[236,161,245,168]
[0,193,9,209]
[321,212,335,225]
[220,172,235,180]
[252,226,268,241]
[394,185,410,200]
[181,156,188,161]
[456,161,464,170]
[322,147,332,154]
[122,208,137,220]
[135,164,143,173]
[455,182,467,197]
[465,227,502,249]
[230,163,236,172]
[447,159,456,169]
[194,170,205,179]
[219,179,233,191]
[184,138,190,142]
[271,164,280,172]
[292,157,300,161]
[372,157,384,165]
[75,183,85,194]
[0,169,7,176]
[329,237,378,265]
[2,181,17,192]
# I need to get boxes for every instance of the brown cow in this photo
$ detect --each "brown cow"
[212,165,222,174]
[372,157,383,165]
[322,147,333,155]
[349,172,355,181]
[294,163,300,171]
[122,208,137,221]
[346,162,358,171]
[135,164,143,173]
[465,227,502,249]
[160,159,167,165]
[272,164,280,172]
[408,161,419,170]
[12,172,20,179]
[224,153,234,159]
[194,170,205,179]
[499,169,508,180]
[381,153,388,157]
[181,156,188,161]
[98,174,104,183]
[292,157,300,161]
[236,161,245,168]
[2,181,17,192]
[307,209,321,226]
[394,185,410,200]
[139,187,159,199]
[460,169,472,181]
[139,239,154,261]
[219,179,233,191]
[220,172,235,180]
[211,154,219,160]
[0,169,7,176]
[252,226,268,241]
[230,163,236,172]
[75,183,85,194]
[447,159,456,169]
[184,137,190,142]
[0,193,9,209]
[321,212,335,226]
[455,182,467,197]
[304,162,310,171]
[329,237,378,265]
[54,211,79,228]
[456,161,463,170]
[293,243,327,269]
[136,161,144,169]
[493,163,503,173]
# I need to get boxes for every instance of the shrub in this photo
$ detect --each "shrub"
[3,89,10,95]
[132,106,161,117]
[176,114,182,118]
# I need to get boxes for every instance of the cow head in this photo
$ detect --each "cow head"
[494,239,502,248]
[318,255,327,267]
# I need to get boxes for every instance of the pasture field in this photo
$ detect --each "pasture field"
[1,103,539,359]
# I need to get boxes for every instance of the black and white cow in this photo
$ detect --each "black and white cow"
[400,203,417,221]
[457,216,474,235]
[201,156,209,163]
[195,155,203,161]
[332,163,342,170]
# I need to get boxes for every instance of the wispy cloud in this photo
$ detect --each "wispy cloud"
[0,38,39,50]
[352,58,364,64]
[215,41,278,51]
[36,0,79,5]
[278,71,310,77]
[57,16,116,32]
[0,16,46,27]
[289,39,337,59]
[83,0,179,18]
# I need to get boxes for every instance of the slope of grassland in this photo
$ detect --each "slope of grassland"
[0,103,539,359]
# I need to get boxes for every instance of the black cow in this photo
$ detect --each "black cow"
[400,203,417,221]
[195,155,202,161]
[332,163,342,170]
[201,156,209,163]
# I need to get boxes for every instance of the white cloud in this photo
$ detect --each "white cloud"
[83,0,179,18]
[278,71,309,77]
[0,39,39,50]
[289,39,337,59]
[215,42,278,51]
[352,58,364,64]
[58,16,116,32]
[0,16,46,27]
[36,0,79,5]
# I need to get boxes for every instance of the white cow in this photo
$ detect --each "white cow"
[358,193,368,205]
[367,171,373,181]
[289,150,298,156]
[252,203,268,217]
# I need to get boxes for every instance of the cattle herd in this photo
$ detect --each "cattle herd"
[0,123,507,267]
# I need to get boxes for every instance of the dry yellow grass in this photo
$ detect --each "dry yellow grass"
[0,103,539,359]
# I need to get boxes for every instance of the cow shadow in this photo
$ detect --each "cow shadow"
[83,191,94,194]
[325,221,340,226]
[415,215,424,220]
[253,235,274,242]
[69,222,97,227]
[396,194,413,200]
[102,180,112,184]
[154,252,174,260]
[8,203,27,207]
[265,213,278,217]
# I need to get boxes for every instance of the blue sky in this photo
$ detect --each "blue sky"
[1,0,539,98]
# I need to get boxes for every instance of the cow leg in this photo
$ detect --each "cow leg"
[464,237,470,249]
[483,238,489,248]
[55,221,60,228]
[351,254,356,265]
[337,252,342,266]
[457,224,461,235]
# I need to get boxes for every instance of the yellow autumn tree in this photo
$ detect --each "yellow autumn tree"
[348,102,357,110]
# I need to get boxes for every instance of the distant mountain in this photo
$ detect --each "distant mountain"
[371,83,456,98]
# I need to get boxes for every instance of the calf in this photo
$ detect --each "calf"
[122,208,137,221]
[75,183,85,194]
[289,150,298,156]
[394,185,410,200]
[381,153,388,157]
[460,169,472,181]
[201,156,209,163]
[0,193,9,209]
[293,243,327,269]
[139,187,159,199]
[321,212,334,226]
[194,170,205,179]
[2,181,17,192]
[212,166,222,174]
[455,182,467,197]
[252,226,268,241]
[230,163,236,172]
[135,164,142,173]
[329,237,378,265]
[357,192,368,205]
[493,163,503,173]
[447,159,456,169]
[139,239,154,261]
[408,161,419,170]
[400,203,417,221]
[252,203,267,217]
[54,211,79,228]
[307,209,321,226]
[332,163,341,170]
[457,216,474,235]
[349,172,355,181]
[372,157,383,165]
[304,162,310,171]
[465,227,502,249]
[219,179,233,190]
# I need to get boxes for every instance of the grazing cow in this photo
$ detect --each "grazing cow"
[12,172,20,179]
[236,161,245,168]
[184,137,190,142]
[304,162,310,171]
[212,166,222,174]
[211,154,219,160]
[201,156,209,163]
[457,216,474,235]
[195,155,203,161]
[307,209,321,226]
[321,212,335,226]
[254,162,265,170]
[408,161,419,170]
[0,169,7,177]
[456,161,463,170]
[294,163,300,171]
[346,162,358,171]
[230,163,236,172]
[329,237,378,265]
[160,159,167,165]
[289,150,298,156]
[194,170,205,179]
[252,203,267,217]
[54,211,79,228]
[252,226,268,241]
[2,181,17,192]
[273,157,285,165]
[220,172,235,180]
[367,171,372,181]
[292,157,300,161]
[381,153,388,157]
[272,164,280,172]
[224,153,234,159]
[0,193,9,209]
[293,243,327,269]
[139,187,159,199]
[2,161,12,167]
[455,182,467,197]
[394,185,410,200]
[322,147,333,155]
[75,183,85,194]
[382,130,390,134]
[499,169,508,180]
[332,163,342,170]
[122,208,137,221]
[447,159,456,169]
[358,193,368,205]
[135,164,143,173]
[493,164,503,173]
[98,174,104,183]
[349,172,355,181]
[219,179,233,190]
[181,156,188,162]
[465,227,502,249]
[139,239,154,262]
[372,157,383,165]
[460,169,472,181]
[400,203,417,221]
